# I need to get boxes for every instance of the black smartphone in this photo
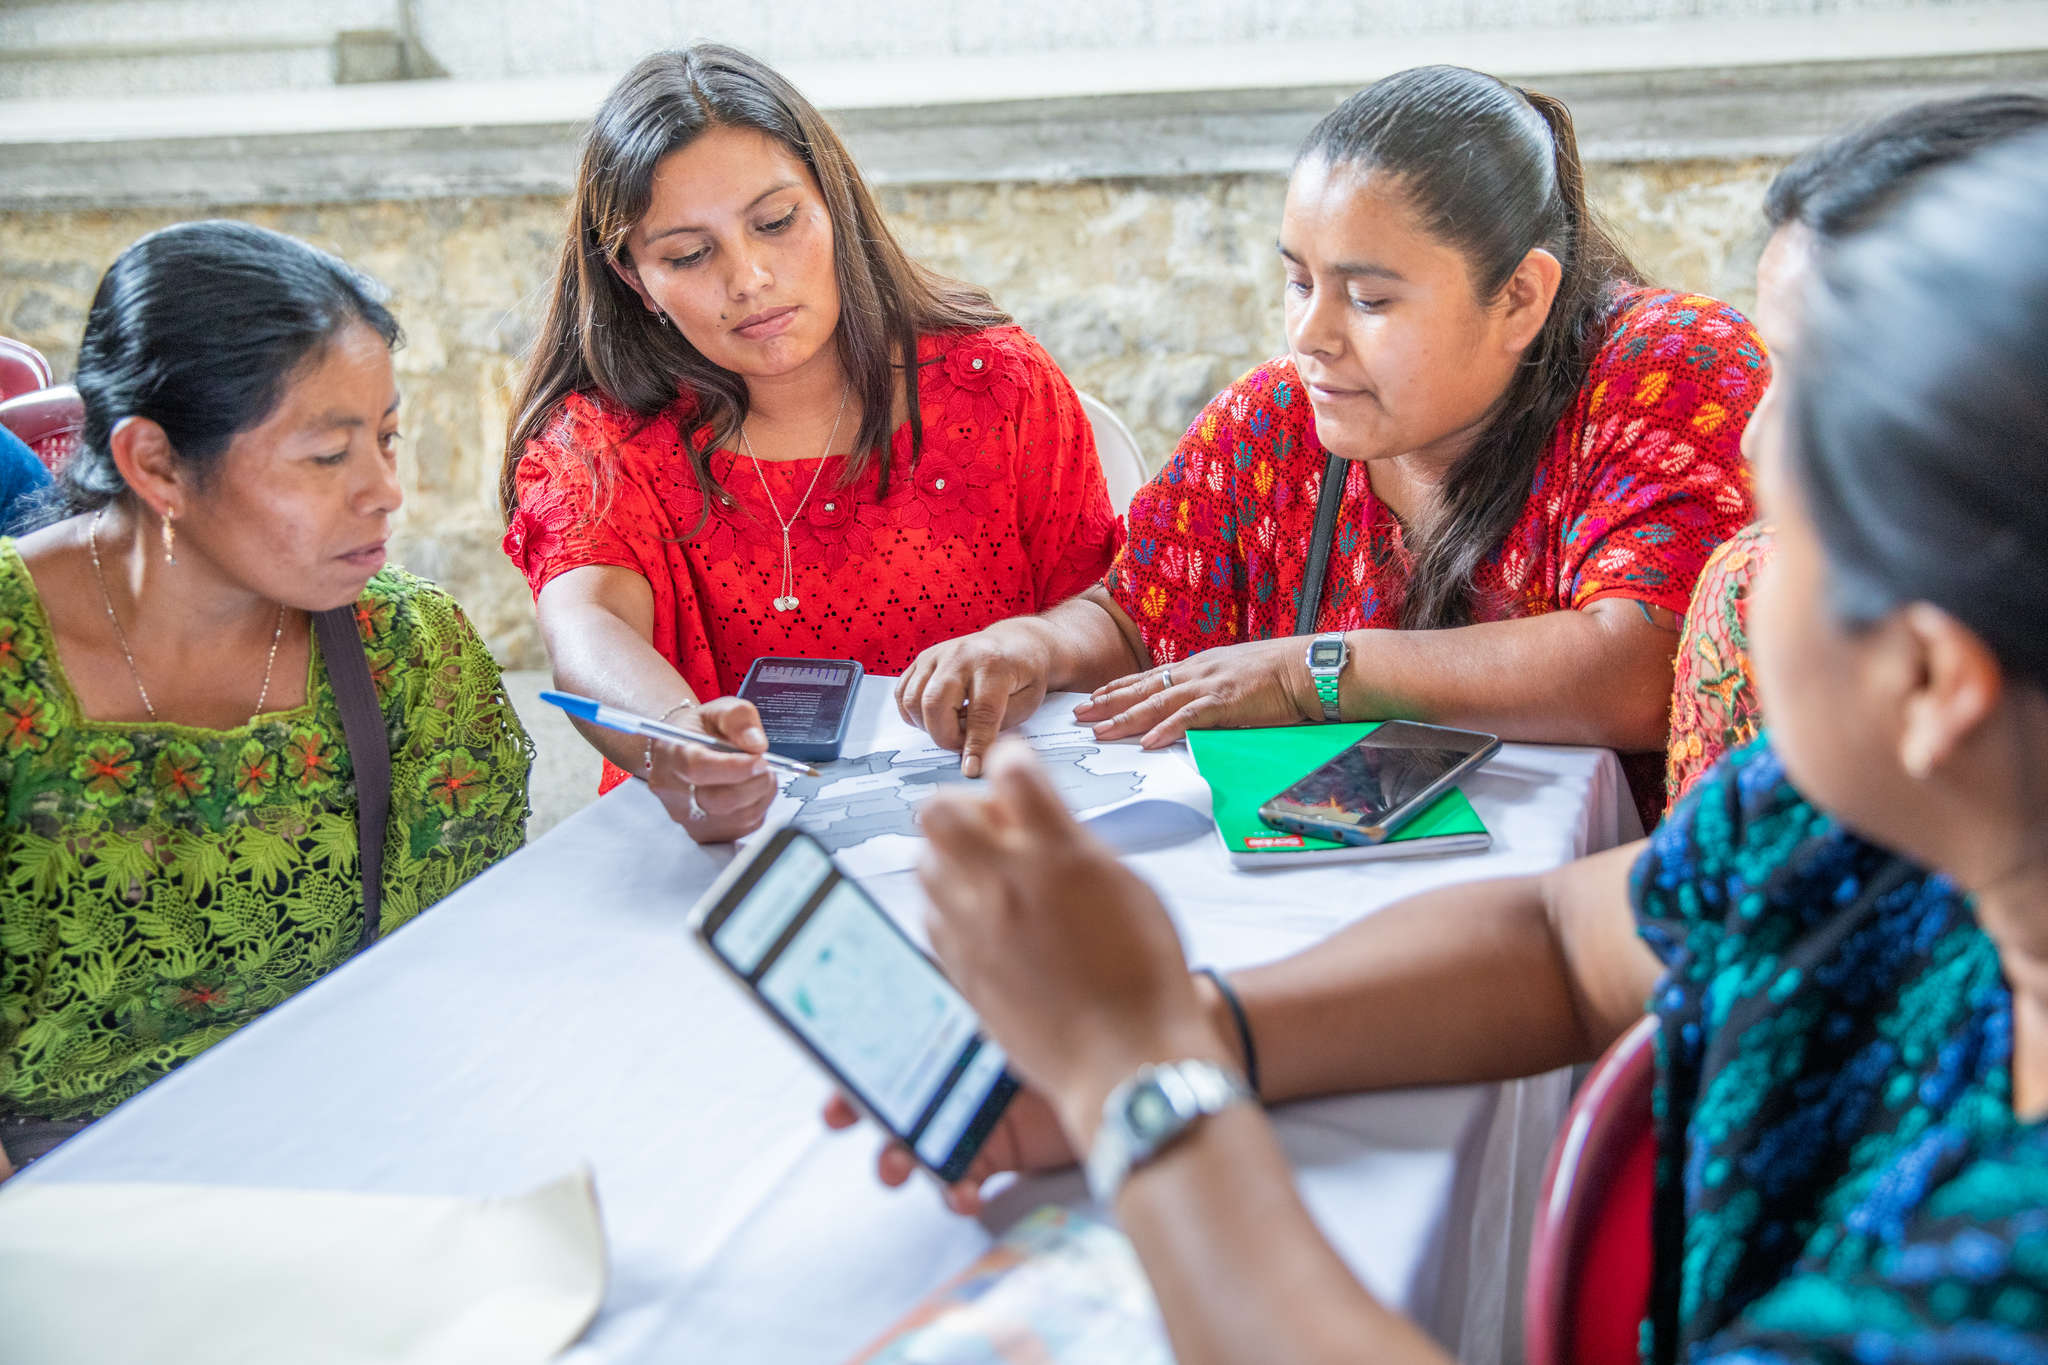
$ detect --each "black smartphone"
[1257,721,1501,846]
[736,657,864,762]
[689,825,1017,1182]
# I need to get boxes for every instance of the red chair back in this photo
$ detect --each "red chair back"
[1525,1013,1659,1365]
[0,338,53,404]
[0,384,85,472]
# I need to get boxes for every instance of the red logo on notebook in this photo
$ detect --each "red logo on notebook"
[1245,835,1305,849]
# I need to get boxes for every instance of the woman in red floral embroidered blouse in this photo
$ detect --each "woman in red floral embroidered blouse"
[903,68,1759,799]
[500,47,1119,838]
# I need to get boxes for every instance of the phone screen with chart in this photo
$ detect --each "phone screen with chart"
[700,829,1016,1180]
[736,657,862,760]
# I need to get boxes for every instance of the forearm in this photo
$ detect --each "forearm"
[1341,603,1677,751]
[1230,843,1656,1103]
[1042,1010,1448,1365]
[1027,586,1151,693]
[539,599,697,777]
[1118,1105,1452,1365]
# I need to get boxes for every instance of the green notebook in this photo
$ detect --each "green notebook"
[1186,723,1490,869]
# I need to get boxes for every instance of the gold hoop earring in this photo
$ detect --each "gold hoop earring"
[162,509,177,566]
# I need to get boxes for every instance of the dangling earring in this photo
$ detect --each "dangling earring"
[162,508,177,566]
[653,310,670,328]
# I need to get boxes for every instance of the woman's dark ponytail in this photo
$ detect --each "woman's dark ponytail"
[1300,67,1642,630]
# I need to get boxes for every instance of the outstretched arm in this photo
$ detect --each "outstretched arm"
[904,742,1660,1364]
[1079,597,1681,753]
[536,565,776,842]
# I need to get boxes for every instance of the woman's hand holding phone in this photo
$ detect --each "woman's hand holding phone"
[822,741,1246,1206]
[823,1086,1073,1215]
[916,742,1235,1148]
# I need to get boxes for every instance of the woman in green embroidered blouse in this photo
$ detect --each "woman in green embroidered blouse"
[0,222,531,1175]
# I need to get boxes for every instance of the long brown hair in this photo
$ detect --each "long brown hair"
[500,44,1008,521]
[1298,66,1643,630]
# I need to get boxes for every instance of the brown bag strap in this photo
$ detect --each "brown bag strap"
[314,604,390,951]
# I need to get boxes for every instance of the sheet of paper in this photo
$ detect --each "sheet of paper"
[0,1168,605,1365]
[848,1205,1172,1365]
[759,688,1214,876]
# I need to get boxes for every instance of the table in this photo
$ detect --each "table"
[21,679,1641,1365]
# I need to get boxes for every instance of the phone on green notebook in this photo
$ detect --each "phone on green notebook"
[1258,721,1500,847]
[1186,723,1496,868]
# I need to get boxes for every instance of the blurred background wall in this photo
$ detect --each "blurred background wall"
[4,0,2045,673]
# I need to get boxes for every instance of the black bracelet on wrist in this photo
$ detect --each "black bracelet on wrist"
[1193,966,1260,1098]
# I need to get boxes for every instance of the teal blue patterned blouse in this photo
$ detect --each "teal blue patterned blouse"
[1632,738,2048,1364]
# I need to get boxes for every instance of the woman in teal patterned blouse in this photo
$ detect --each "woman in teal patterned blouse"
[0,222,531,1176]
[838,131,2048,1362]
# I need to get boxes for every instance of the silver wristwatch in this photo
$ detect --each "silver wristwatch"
[1084,1058,1254,1206]
[1305,631,1348,722]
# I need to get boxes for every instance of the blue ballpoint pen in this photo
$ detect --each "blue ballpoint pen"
[538,690,821,778]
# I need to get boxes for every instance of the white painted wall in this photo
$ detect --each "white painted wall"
[413,0,1993,79]
[2,0,2024,96]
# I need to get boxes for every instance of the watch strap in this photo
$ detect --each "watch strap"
[1313,673,1341,722]
[1085,1059,1253,1207]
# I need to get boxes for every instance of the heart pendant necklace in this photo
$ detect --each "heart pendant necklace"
[740,384,850,613]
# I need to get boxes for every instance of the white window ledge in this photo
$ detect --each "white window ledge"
[3,4,2044,208]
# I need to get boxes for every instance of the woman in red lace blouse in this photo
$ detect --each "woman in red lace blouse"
[500,47,1119,837]
[903,67,1759,796]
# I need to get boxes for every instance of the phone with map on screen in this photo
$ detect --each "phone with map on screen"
[736,657,863,762]
[688,825,1018,1182]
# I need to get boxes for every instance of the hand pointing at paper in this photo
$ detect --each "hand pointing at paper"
[896,587,1151,776]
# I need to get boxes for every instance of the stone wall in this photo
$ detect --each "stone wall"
[0,156,1782,669]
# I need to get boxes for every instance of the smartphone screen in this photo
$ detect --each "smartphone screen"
[697,829,1015,1180]
[1260,721,1499,841]
[736,658,862,760]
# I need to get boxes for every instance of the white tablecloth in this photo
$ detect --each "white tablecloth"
[22,680,1640,1365]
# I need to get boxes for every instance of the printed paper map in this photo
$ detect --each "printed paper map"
[754,684,1212,877]
[849,1204,1171,1365]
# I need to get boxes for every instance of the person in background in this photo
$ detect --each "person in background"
[1664,91,2048,812]
[501,45,1122,843]
[845,130,2048,1364]
[0,221,531,1178]
[0,423,53,533]
[901,65,1760,821]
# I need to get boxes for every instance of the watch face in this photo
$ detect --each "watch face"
[1309,638,1346,669]
[1128,1083,1176,1135]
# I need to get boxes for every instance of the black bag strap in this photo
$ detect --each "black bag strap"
[313,605,390,951]
[1294,451,1351,637]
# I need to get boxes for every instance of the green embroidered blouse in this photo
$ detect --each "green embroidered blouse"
[0,543,532,1120]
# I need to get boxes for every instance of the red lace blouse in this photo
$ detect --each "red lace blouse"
[505,325,1123,791]
[1106,288,1765,662]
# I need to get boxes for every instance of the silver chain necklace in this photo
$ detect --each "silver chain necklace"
[89,506,288,723]
[738,385,849,613]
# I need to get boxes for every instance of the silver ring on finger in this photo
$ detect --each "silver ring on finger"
[685,784,707,822]
[1159,666,1174,688]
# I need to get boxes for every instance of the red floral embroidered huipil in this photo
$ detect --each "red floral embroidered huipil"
[1106,288,1765,662]
[505,325,1122,790]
